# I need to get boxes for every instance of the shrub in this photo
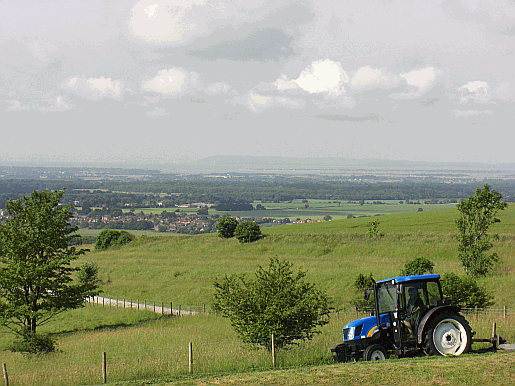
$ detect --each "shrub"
[216,216,238,239]
[351,273,375,309]
[10,330,57,354]
[441,273,493,308]
[213,258,330,349]
[234,221,262,243]
[95,230,135,250]
[77,261,100,286]
[401,257,435,276]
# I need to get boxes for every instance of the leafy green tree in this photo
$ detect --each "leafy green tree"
[456,183,507,277]
[441,273,493,308]
[77,261,101,287]
[0,190,100,353]
[234,221,262,243]
[95,229,135,250]
[213,258,330,349]
[401,257,435,276]
[216,216,238,238]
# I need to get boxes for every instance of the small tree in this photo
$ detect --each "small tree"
[401,257,435,276]
[367,220,383,238]
[216,216,238,238]
[234,221,262,243]
[0,190,100,353]
[213,258,330,349]
[456,183,507,277]
[441,273,493,308]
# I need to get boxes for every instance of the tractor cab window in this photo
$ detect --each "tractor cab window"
[426,280,442,306]
[377,282,398,314]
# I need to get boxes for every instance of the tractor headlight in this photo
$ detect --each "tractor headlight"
[348,327,355,340]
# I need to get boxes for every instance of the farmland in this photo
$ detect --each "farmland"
[0,204,514,385]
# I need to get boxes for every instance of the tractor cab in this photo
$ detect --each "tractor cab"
[374,274,445,348]
[332,274,471,362]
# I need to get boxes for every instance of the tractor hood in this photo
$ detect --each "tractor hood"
[342,313,391,342]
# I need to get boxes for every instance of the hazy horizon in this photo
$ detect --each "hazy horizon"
[1,1,515,166]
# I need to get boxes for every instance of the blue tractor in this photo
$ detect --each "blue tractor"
[331,274,473,362]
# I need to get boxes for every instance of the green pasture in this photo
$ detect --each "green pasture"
[120,199,456,220]
[1,204,514,385]
[79,204,515,308]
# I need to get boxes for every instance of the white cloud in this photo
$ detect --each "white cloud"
[458,80,491,103]
[390,67,444,99]
[274,75,300,91]
[293,59,349,95]
[350,66,401,90]
[62,76,124,101]
[142,68,200,96]
[126,0,282,46]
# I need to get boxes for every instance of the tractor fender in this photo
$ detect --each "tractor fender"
[416,305,460,345]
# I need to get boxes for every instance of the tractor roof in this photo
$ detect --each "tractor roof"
[376,274,440,285]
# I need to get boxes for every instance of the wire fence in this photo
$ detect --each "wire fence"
[2,304,513,386]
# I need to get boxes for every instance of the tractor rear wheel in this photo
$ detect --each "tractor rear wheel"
[425,314,472,356]
[363,344,388,361]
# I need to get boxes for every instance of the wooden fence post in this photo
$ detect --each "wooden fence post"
[188,342,193,373]
[2,363,8,386]
[170,302,173,316]
[271,334,276,367]
[179,305,181,317]
[203,304,206,314]
[161,302,164,316]
[102,352,107,384]
[153,301,156,313]
[123,299,125,309]
[137,299,139,310]
[504,305,507,320]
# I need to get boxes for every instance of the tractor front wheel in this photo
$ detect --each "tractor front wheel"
[363,344,388,361]
[425,314,472,356]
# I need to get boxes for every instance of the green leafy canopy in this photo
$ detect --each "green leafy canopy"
[0,189,100,351]
[213,257,330,349]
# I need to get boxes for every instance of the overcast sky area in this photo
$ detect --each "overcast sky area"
[1,0,515,167]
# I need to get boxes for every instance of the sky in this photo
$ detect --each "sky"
[1,0,515,167]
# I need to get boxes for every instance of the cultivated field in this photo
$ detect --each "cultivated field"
[0,204,514,385]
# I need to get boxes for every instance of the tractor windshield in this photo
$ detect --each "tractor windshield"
[376,282,398,314]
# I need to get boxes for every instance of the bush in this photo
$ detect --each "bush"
[213,258,330,349]
[95,230,135,250]
[10,331,57,354]
[401,257,435,276]
[351,273,375,309]
[77,261,100,286]
[234,221,262,243]
[216,216,238,238]
[441,273,493,308]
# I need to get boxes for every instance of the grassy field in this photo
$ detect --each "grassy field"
[76,204,515,308]
[1,204,514,385]
[121,199,456,221]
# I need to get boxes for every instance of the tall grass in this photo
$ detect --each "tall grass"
[0,308,513,386]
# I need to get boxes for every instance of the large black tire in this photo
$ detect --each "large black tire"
[424,314,472,356]
[363,344,388,361]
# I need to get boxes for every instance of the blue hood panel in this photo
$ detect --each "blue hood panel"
[342,313,391,341]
